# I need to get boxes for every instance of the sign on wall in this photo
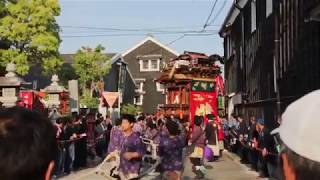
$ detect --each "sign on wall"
[190,81,218,125]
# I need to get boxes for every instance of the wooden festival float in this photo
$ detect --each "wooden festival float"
[157,51,224,124]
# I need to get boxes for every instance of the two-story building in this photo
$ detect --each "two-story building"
[220,0,320,128]
[122,36,179,114]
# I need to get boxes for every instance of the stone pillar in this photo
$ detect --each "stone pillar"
[68,80,79,113]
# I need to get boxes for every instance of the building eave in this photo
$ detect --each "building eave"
[219,0,249,37]
[109,53,122,64]
[122,36,179,57]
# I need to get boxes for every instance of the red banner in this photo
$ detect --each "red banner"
[189,91,218,125]
[215,75,224,96]
[19,91,34,109]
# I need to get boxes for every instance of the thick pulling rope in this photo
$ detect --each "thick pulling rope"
[94,137,162,179]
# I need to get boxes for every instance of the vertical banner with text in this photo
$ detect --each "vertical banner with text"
[189,81,218,125]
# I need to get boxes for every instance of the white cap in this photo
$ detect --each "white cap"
[272,90,320,162]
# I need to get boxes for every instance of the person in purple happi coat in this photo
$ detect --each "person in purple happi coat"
[107,118,124,154]
[159,119,186,179]
[119,114,146,180]
[145,120,160,144]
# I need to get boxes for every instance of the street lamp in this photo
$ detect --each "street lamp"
[116,61,122,119]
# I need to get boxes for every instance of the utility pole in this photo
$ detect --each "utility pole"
[117,61,122,119]
[274,0,282,122]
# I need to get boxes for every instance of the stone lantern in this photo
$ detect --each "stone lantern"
[0,63,27,107]
[41,74,69,113]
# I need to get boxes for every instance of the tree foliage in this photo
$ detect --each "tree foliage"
[0,0,62,75]
[72,45,111,87]
[80,89,99,109]
[121,103,142,115]
[57,63,78,87]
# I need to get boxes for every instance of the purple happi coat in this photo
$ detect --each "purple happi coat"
[108,126,124,153]
[119,132,146,175]
[145,128,160,144]
[159,133,186,172]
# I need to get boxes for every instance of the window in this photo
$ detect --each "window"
[151,60,158,69]
[142,60,149,69]
[2,88,15,97]
[266,0,273,17]
[134,79,145,105]
[156,82,165,92]
[139,59,160,72]
[134,95,143,105]
[135,81,144,92]
[251,0,257,32]
[136,82,140,90]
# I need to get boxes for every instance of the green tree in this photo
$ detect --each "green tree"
[72,45,111,107]
[72,45,111,87]
[80,89,99,109]
[0,0,62,75]
[58,63,78,87]
[121,103,142,115]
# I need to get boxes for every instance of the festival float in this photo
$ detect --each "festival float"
[157,51,224,125]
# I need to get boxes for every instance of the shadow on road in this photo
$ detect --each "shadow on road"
[205,164,214,169]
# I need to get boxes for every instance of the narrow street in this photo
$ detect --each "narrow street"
[183,153,259,180]
[60,152,259,180]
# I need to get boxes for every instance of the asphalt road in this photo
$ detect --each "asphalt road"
[59,152,261,180]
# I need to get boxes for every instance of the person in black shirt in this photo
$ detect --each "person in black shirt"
[94,114,107,158]
[205,115,219,160]
[73,115,88,170]
[255,118,271,178]
[248,116,259,171]
[103,115,113,153]
[237,115,249,164]
[63,117,77,174]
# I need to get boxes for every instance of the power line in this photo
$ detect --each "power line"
[133,32,217,57]
[166,34,186,46]
[165,32,219,46]
[61,32,218,38]
[61,29,218,35]
[61,24,222,32]
[202,0,219,31]
[209,0,227,25]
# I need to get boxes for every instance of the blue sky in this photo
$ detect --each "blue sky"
[57,0,232,56]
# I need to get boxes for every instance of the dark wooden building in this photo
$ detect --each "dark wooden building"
[220,0,320,128]
[103,54,136,106]
[122,36,179,114]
